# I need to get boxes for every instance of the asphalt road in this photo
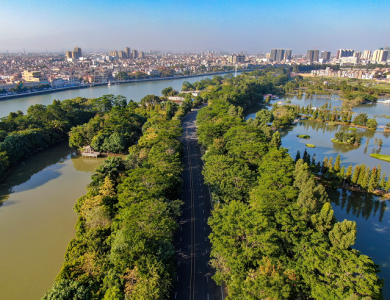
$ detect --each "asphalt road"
[169,107,223,300]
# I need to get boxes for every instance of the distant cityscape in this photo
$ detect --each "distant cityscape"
[1,45,390,95]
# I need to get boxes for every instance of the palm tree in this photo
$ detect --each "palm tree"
[88,156,126,192]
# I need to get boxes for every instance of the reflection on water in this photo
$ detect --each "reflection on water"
[278,119,390,175]
[0,143,73,205]
[246,94,390,298]
[71,154,107,173]
[328,188,387,222]
[0,141,105,300]
[328,188,390,298]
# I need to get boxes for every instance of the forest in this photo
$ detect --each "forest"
[43,94,194,299]
[297,150,390,196]
[0,96,99,180]
[1,68,383,299]
[195,72,383,299]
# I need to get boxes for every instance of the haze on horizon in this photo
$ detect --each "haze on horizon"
[1,0,389,54]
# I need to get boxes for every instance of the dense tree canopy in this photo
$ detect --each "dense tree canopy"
[195,72,383,299]
[44,102,186,300]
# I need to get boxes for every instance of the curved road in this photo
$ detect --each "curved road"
[169,106,223,300]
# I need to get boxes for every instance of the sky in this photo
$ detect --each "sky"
[0,0,389,54]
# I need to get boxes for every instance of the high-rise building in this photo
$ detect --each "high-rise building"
[125,47,131,59]
[313,50,319,62]
[66,51,73,59]
[118,51,127,59]
[139,51,145,59]
[276,49,285,62]
[307,50,314,62]
[228,54,245,63]
[72,51,79,59]
[372,49,389,62]
[132,49,138,59]
[353,52,361,59]
[285,49,292,60]
[336,49,354,59]
[321,51,331,61]
[362,50,372,60]
[270,49,277,61]
[109,50,119,57]
[74,47,82,58]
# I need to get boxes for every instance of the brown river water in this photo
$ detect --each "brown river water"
[0,142,105,299]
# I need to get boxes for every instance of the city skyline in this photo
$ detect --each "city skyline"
[1,0,389,54]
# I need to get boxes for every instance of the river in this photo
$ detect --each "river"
[0,73,239,118]
[0,142,106,300]
[0,73,239,299]
[246,95,390,298]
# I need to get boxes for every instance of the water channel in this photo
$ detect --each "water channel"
[246,95,390,298]
[0,73,245,299]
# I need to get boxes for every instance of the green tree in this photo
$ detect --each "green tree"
[361,167,370,190]
[346,164,353,182]
[334,154,341,173]
[357,164,366,187]
[102,133,126,153]
[380,172,386,189]
[250,149,297,212]
[351,164,360,185]
[269,131,281,149]
[368,167,379,192]
[42,280,93,299]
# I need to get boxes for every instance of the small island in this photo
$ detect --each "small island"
[370,154,390,162]
[332,132,361,145]
[297,134,310,139]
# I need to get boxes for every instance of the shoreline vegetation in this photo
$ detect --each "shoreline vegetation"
[296,149,390,199]
[286,74,390,107]
[0,67,386,298]
[0,69,254,101]
[194,70,383,299]
[43,89,199,298]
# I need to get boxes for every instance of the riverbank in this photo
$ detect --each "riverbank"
[317,176,390,200]
[0,69,254,101]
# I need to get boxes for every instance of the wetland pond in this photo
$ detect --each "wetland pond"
[246,94,390,298]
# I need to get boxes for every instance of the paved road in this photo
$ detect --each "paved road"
[169,107,223,300]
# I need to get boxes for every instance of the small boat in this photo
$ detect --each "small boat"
[108,81,111,86]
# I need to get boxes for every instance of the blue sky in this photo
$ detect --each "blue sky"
[1,0,389,54]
